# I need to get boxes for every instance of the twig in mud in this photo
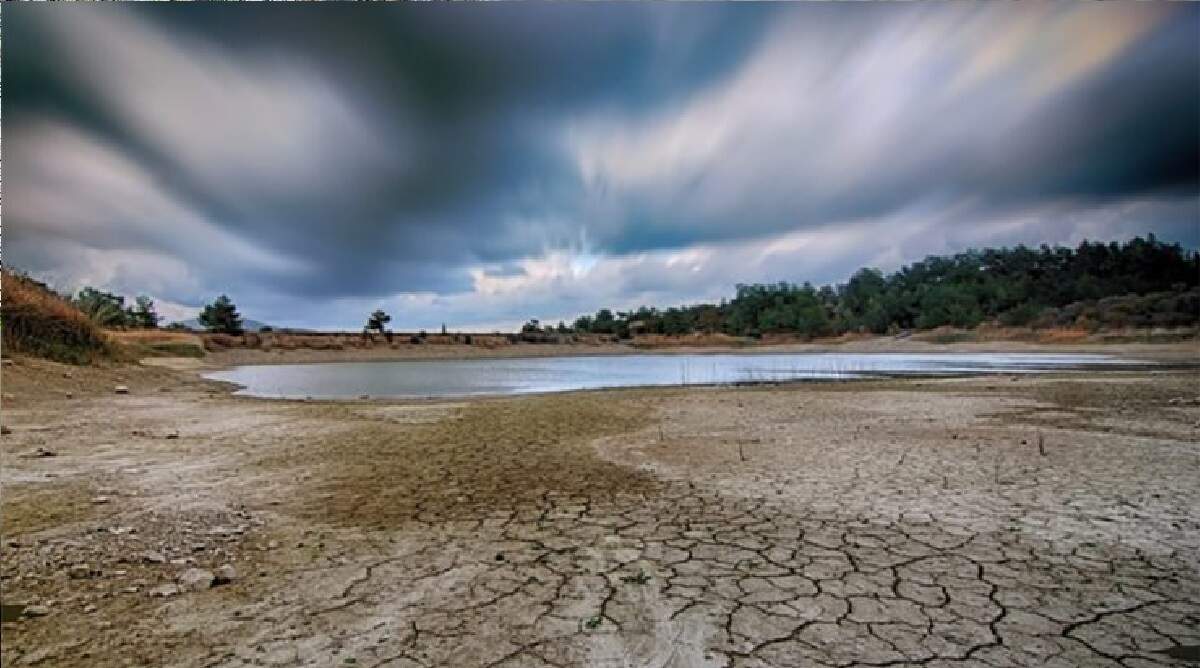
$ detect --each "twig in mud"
[1037,433,1046,456]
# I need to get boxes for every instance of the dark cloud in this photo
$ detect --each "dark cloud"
[3,3,1196,329]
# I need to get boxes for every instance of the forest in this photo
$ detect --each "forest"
[564,236,1199,338]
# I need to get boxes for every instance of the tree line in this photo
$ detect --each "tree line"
[561,236,1199,338]
[58,236,1198,338]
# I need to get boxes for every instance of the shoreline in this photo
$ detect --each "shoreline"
[186,338,1200,371]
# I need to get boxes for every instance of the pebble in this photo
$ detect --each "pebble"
[91,496,111,505]
[22,605,51,618]
[178,568,216,591]
[114,385,130,394]
[1,425,11,436]
[148,584,179,598]
[67,564,94,579]
[166,431,180,440]
[141,551,166,564]
[214,564,237,585]
[83,604,97,614]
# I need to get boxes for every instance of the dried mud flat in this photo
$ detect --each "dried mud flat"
[1,355,1199,667]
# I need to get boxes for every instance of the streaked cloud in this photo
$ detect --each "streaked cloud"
[4,3,1196,329]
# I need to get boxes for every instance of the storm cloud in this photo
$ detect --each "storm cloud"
[4,3,1197,329]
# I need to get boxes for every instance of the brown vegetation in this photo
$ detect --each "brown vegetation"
[630,332,747,348]
[0,270,111,364]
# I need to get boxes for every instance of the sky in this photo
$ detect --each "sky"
[5,3,1198,331]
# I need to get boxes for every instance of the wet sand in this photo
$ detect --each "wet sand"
[1,350,1198,667]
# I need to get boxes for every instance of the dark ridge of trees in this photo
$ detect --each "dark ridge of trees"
[567,236,1200,338]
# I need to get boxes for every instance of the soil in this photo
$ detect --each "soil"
[1,346,1198,667]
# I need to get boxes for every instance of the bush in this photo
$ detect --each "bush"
[1,270,112,364]
[998,302,1042,327]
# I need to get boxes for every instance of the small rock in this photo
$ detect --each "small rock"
[19,448,56,459]
[1,359,12,366]
[90,496,111,505]
[178,568,216,591]
[1,425,11,436]
[148,584,179,597]
[64,393,73,399]
[62,372,73,379]
[266,540,280,550]
[140,551,166,564]
[67,564,94,579]
[165,431,180,440]
[121,586,140,594]
[114,385,130,394]
[214,564,237,585]
[83,604,97,614]
[22,604,51,618]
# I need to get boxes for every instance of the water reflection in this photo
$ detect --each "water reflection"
[205,352,1137,399]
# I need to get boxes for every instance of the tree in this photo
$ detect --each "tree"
[198,295,244,334]
[74,287,131,328]
[365,309,391,335]
[591,309,616,334]
[131,296,160,329]
[521,318,542,333]
[573,315,594,333]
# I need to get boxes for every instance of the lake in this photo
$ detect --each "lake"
[204,352,1140,399]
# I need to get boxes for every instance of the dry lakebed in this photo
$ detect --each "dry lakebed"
[1,347,1199,667]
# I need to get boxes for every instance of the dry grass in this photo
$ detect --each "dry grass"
[631,332,746,348]
[1,270,112,364]
[106,330,201,345]
[108,330,207,358]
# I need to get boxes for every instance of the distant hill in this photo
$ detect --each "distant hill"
[172,317,276,332]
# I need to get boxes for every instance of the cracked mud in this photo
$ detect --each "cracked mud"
[1,357,1198,667]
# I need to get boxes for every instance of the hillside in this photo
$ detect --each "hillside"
[0,270,112,364]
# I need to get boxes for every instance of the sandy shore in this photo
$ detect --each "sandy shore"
[1,350,1199,667]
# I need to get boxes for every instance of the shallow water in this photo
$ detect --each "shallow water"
[205,352,1139,399]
